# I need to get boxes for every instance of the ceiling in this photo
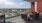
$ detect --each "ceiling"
[24,0,42,2]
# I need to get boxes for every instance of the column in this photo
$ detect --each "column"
[37,2,42,12]
[35,2,37,12]
[31,2,35,12]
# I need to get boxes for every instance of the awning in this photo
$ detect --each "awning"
[24,0,42,2]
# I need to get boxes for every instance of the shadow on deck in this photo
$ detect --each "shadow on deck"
[5,21,16,23]
[25,15,42,23]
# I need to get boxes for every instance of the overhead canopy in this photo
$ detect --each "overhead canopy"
[24,0,42,2]
[24,0,34,2]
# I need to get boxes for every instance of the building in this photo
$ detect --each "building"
[24,0,42,13]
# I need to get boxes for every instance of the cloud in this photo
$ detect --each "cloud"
[19,3,25,5]
[19,3,26,8]
[0,0,29,9]
[19,3,25,6]
[0,0,21,8]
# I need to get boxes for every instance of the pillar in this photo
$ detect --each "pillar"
[31,2,35,12]
[37,2,42,12]
[35,2,37,12]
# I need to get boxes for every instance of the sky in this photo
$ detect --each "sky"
[0,0,34,9]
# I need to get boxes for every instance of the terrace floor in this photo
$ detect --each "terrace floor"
[5,14,42,23]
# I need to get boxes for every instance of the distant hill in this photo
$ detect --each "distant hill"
[0,8,30,10]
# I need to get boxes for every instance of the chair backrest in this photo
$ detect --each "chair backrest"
[21,14,27,16]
